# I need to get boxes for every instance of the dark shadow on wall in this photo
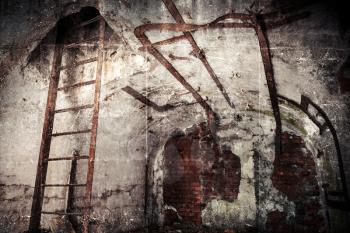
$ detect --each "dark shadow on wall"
[338,54,350,94]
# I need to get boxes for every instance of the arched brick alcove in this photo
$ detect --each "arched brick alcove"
[162,123,241,230]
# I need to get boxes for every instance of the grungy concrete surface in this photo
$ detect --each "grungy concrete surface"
[1,0,350,232]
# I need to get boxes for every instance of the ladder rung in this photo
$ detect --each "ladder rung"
[44,156,89,162]
[54,104,94,113]
[58,80,96,91]
[41,211,83,216]
[51,129,91,137]
[59,57,98,70]
[79,15,102,27]
[64,43,98,49]
[42,184,86,187]
[64,37,99,49]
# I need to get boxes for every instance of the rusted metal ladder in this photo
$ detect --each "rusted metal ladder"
[28,15,105,233]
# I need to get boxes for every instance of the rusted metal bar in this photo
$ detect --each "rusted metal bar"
[122,86,176,112]
[59,57,98,71]
[65,43,99,49]
[139,34,187,52]
[134,28,216,128]
[135,22,252,36]
[162,0,236,108]
[252,15,282,157]
[134,18,249,127]
[44,156,89,162]
[151,34,187,47]
[122,86,203,112]
[83,18,105,233]
[51,129,91,137]
[41,211,83,216]
[28,25,64,233]
[135,12,307,46]
[79,15,102,27]
[133,3,309,132]
[54,104,94,113]
[64,36,99,49]
[57,80,96,91]
[134,4,311,158]
[41,184,86,187]
[209,12,254,24]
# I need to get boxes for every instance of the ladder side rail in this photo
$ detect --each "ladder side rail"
[28,31,65,233]
[83,18,106,233]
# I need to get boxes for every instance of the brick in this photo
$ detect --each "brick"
[267,132,325,233]
[163,123,241,226]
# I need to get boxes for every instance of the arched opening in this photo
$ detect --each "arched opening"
[162,123,241,231]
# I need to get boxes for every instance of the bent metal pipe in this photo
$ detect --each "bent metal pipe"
[134,2,310,157]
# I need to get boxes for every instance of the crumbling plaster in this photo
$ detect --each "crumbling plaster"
[1,0,350,232]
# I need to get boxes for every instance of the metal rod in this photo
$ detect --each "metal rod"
[51,129,91,137]
[57,80,96,91]
[64,37,99,49]
[121,86,176,112]
[54,104,94,113]
[139,34,187,51]
[28,26,64,233]
[45,156,89,162]
[253,15,282,157]
[134,27,216,127]
[59,57,98,71]
[79,15,102,27]
[83,18,105,233]
[161,0,235,108]
[41,211,83,216]
[42,184,86,187]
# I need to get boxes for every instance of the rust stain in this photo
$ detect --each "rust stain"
[168,53,191,61]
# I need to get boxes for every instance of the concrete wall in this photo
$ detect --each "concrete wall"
[1,0,350,232]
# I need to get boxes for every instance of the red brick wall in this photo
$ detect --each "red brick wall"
[163,132,203,225]
[163,123,241,226]
[266,132,325,233]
